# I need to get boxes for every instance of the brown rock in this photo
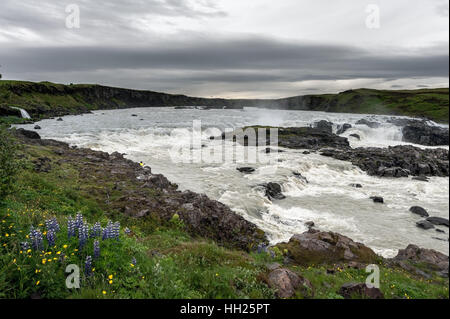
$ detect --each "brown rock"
[339,283,384,299]
[267,268,313,298]
[277,229,378,266]
[392,244,449,277]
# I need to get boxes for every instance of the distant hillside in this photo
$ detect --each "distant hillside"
[273,88,449,123]
[0,80,448,123]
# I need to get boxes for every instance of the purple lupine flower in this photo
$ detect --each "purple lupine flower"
[29,227,43,251]
[102,221,113,240]
[47,229,56,247]
[124,227,131,235]
[45,217,60,233]
[93,240,100,259]
[75,212,84,230]
[85,256,93,276]
[90,222,102,238]
[78,224,89,250]
[131,257,137,266]
[67,217,76,239]
[113,222,120,240]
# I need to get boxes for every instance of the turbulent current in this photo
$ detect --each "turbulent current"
[17,107,449,257]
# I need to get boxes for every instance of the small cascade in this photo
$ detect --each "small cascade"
[10,107,31,119]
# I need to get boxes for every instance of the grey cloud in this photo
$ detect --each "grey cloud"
[1,39,448,82]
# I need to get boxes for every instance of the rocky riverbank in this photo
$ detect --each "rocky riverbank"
[2,127,448,299]
[13,128,266,251]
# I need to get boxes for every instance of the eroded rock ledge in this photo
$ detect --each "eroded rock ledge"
[227,126,449,177]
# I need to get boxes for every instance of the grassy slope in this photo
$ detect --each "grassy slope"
[1,81,449,123]
[0,132,448,299]
[280,88,449,123]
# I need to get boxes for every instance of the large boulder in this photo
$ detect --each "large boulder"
[314,120,333,134]
[402,122,449,146]
[391,244,449,278]
[338,283,384,299]
[267,268,313,298]
[277,229,378,266]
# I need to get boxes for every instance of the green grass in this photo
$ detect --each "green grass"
[301,88,449,123]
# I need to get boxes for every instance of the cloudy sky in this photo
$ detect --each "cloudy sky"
[0,0,448,98]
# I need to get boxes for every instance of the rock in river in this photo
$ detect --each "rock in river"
[265,182,286,200]
[402,121,449,146]
[370,196,384,204]
[237,167,255,174]
[409,206,429,217]
[427,217,449,227]
[416,220,435,230]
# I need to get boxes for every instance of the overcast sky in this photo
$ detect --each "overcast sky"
[0,0,448,98]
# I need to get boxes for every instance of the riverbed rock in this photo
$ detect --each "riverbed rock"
[409,206,429,218]
[277,229,378,266]
[416,220,435,230]
[370,196,384,204]
[314,120,333,134]
[267,268,313,298]
[391,244,449,278]
[237,167,255,174]
[402,122,449,146]
[412,176,430,182]
[264,182,286,200]
[427,217,449,227]
[226,127,350,150]
[356,119,381,128]
[336,123,352,135]
[293,171,309,183]
[350,183,363,188]
[338,283,384,299]
[318,145,449,178]
[305,221,315,228]
[349,133,361,140]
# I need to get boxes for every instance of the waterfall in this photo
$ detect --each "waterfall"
[10,107,31,119]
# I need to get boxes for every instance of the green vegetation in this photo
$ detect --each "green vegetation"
[283,88,449,123]
[1,80,448,123]
[0,129,448,299]
[0,128,20,200]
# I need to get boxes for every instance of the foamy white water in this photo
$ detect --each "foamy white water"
[16,107,449,257]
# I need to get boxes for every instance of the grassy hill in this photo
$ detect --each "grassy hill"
[275,88,449,123]
[0,80,448,123]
